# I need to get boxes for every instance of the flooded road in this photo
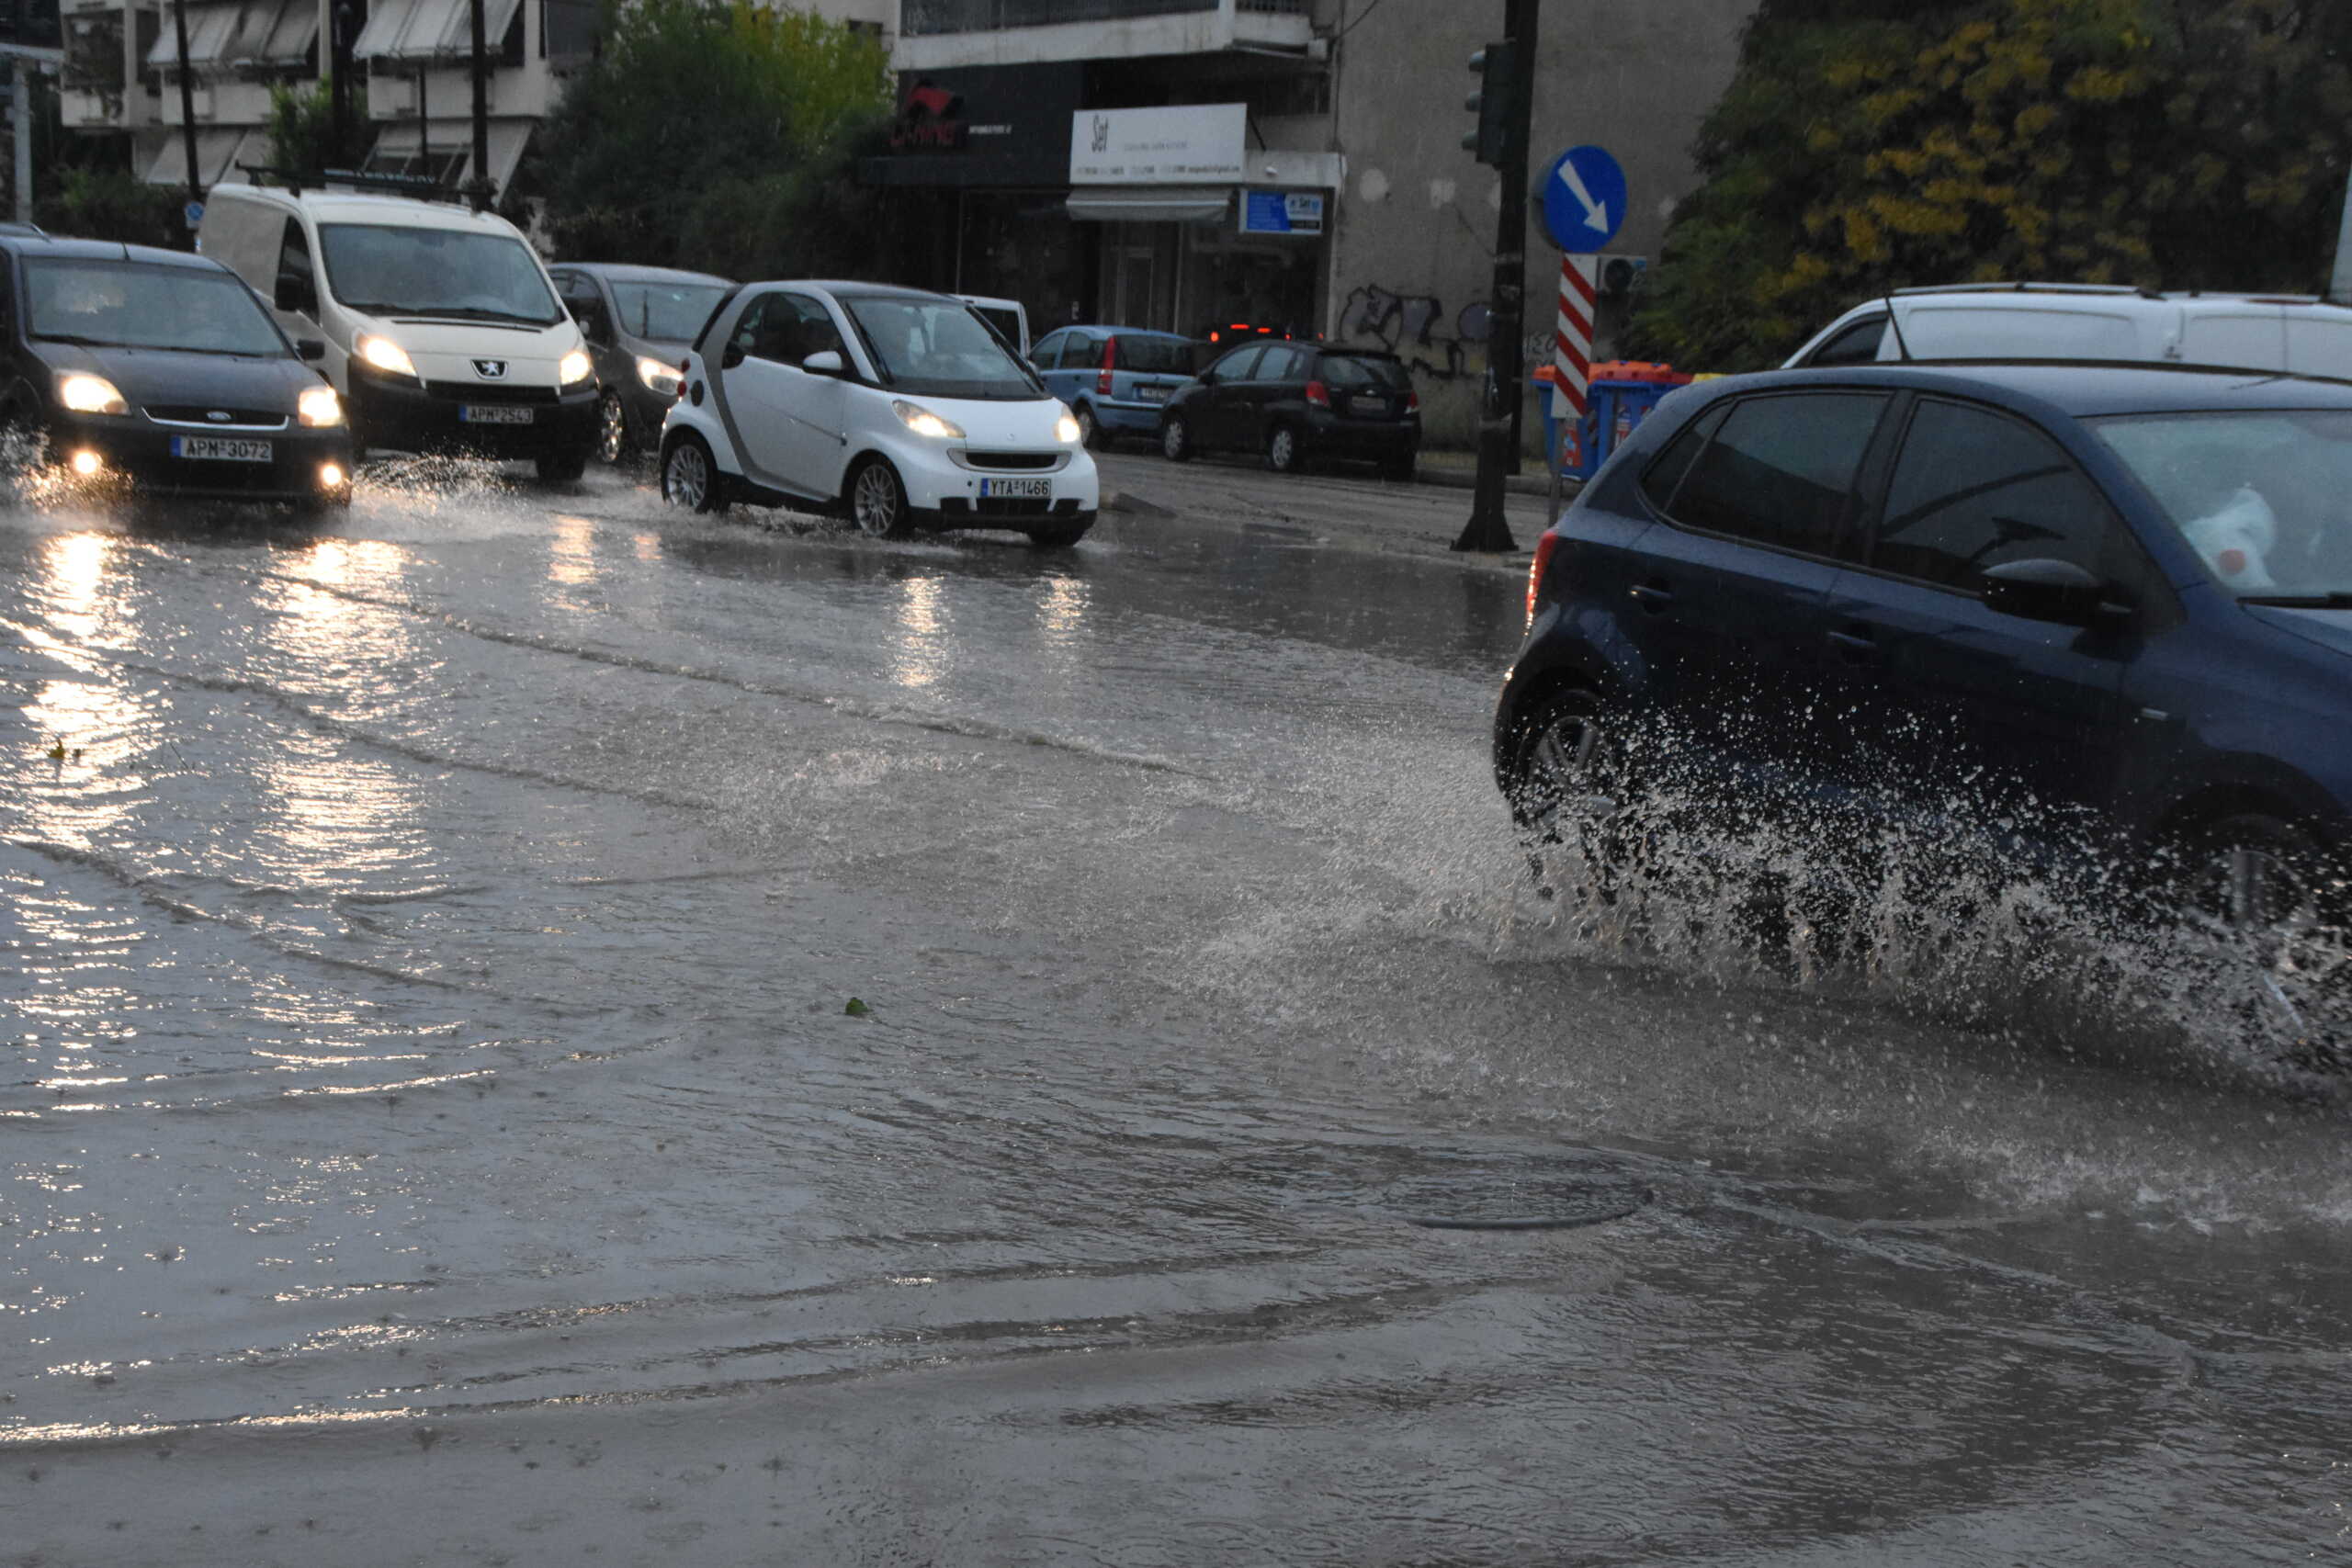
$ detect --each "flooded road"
[4,467,2348,1564]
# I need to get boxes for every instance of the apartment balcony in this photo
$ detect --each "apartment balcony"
[894,0,1317,70]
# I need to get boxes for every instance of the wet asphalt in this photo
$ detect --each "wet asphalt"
[2,457,2348,1565]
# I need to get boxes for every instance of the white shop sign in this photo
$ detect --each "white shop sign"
[1070,103,1247,186]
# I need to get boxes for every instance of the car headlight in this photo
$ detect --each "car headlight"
[635,355,683,397]
[356,334,417,379]
[297,383,344,427]
[57,373,129,415]
[892,400,965,441]
[1055,404,1082,445]
[560,349,594,387]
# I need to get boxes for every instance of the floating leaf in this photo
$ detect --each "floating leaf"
[843,998,870,1018]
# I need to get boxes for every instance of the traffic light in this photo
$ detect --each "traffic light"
[1463,40,1517,167]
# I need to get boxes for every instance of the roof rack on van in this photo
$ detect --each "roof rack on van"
[1890,281,2165,300]
[233,164,468,205]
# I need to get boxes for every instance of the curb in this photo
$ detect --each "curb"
[1103,489,1176,519]
[1415,463,1562,499]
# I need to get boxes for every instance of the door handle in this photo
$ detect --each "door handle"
[1629,583,1675,612]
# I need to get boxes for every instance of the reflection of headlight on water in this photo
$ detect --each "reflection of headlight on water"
[69,449,103,477]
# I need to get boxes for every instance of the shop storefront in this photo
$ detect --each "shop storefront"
[863,73,1335,344]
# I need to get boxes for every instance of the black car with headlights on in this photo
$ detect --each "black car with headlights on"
[0,234,353,506]
[547,262,731,464]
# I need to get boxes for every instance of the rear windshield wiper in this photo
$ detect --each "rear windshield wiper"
[2240,592,2352,608]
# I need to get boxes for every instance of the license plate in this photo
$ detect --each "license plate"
[461,405,535,425]
[979,477,1050,500]
[1137,385,1171,403]
[170,436,272,462]
[1350,395,1389,415]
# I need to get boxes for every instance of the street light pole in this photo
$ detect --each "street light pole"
[172,0,199,231]
[329,1,352,170]
[467,0,488,210]
[1453,0,1540,554]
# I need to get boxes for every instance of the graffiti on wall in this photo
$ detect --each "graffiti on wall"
[1337,287,1494,379]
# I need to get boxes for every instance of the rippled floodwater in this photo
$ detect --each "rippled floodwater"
[4,468,2349,1564]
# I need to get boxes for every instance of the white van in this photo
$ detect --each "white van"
[199,181,597,479]
[1786,283,2352,380]
[955,294,1030,358]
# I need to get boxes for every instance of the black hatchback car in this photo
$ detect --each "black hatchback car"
[0,234,352,505]
[1158,340,1419,479]
[1498,363,2352,1007]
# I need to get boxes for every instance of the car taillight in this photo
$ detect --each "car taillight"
[1405,389,1420,413]
[1305,379,1330,409]
[1527,530,1562,627]
[1099,336,1116,395]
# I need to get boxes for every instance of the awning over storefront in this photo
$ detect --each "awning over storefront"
[141,127,248,188]
[352,0,521,62]
[364,118,533,195]
[1066,186,1231,224]
[144,0,319,73]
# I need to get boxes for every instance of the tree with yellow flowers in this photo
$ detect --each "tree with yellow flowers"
[1632,0,2352,369]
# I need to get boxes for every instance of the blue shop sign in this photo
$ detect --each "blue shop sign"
[1240,190,1325,236]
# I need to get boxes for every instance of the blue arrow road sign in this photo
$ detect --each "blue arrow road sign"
[1539,145,1625,252]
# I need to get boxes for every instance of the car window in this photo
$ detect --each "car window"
[609,281,728,342]
[1319,354,1409,390]
[277,217,315,309]
[1805,314,1887,367]
[1031,331,1066,368]
[1254,345,1307,382]
[1667,392,1888,555]
[1063,334,1102,371]
[729,296,767,357]
[839,295,1041,400]
[1639,403,1729,513]
[1210,344,1264,381]
[25,256,290,356]
[1871,399,2120,589]
[742,291,841,367]
[1114,335,1193,375]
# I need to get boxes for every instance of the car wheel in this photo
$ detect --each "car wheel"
[595,390,629,465]
[1505,688,1626,841]
[1266,423,1303,474]
[1160,413,1193,463]
[1075,402,1107,450]
[537,446,588,484]
[1026,519,1091,549]
[660,431,727,513]
[2175,812,2351,1072]
[848,456,912,539]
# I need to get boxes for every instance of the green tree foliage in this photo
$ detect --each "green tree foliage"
[266,76,367,184]
[37,168,183,247]
[534,0,895,275]
[1632,0,2352,369]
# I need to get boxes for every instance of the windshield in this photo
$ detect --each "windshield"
[1114,335,1195,375]
[612,282,729,344]
[842,297,1043,400]
[318,223,562,324]
[25,258,288,356]
[2093,410,2352,597]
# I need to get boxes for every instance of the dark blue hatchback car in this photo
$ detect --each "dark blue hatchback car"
[1496,362,2352,951]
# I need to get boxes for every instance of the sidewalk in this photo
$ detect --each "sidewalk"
[1415,447,1560,498]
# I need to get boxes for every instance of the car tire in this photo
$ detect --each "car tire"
[2173,811,2350,1073]
[660,431,728,513]
[1504,687,1621,840]
[1075,402,1108,451]
[848,455,913,539]
[1026,518,1092,549]
[1266,423,1304,474]
[1160,413,1193,463]
[537,446,589,484]
[595,390,629,465]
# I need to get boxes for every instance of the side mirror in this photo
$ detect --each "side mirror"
[802,349,845,378]
[1199,369,1218,386]
[274,274,314,317]
[1981,558,2114,626]
[295,337,326,362]
[720,341,746,370]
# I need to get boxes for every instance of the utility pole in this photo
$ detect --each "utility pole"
[466,0,488,209]
[9,56,31,226]
[1453,0,1540,554]
[329,0,352,169]
[3,5,63,226]
[172,0,199,230]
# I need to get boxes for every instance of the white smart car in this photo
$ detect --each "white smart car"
[657,281,1098,547]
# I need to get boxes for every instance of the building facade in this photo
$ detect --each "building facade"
[55,0,891,202]
[868,0,1757,437]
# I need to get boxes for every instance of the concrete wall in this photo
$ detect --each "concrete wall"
[1329,0,1755,444]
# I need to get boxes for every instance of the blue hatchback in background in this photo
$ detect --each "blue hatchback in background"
[1496,362,2352,1040]
[1029,325,1200,449]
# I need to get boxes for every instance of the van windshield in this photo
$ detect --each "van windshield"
[318,224,562,325]
[25,258,288,356]
[842,296,1043,400]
